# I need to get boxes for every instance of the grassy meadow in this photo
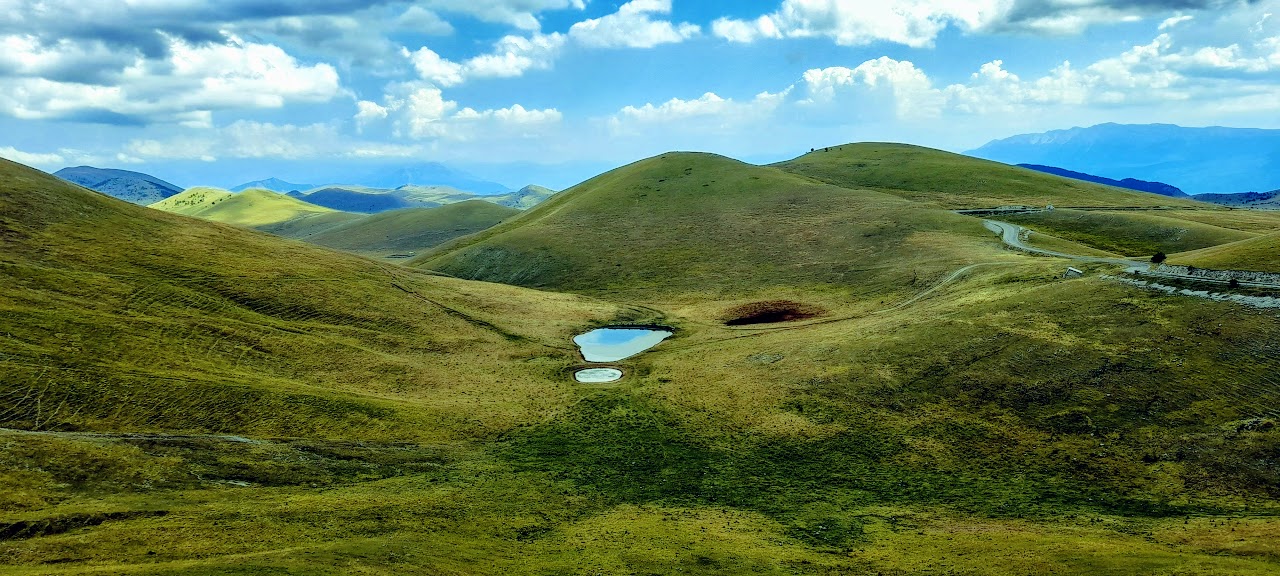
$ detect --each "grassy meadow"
[4,145,1280,574]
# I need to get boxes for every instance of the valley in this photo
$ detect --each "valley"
[4,144,1280,574]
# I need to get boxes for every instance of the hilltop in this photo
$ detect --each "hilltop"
[287,200,520,257]
[419,144,1212,306]
[230,177,314,193]
[418,150,1010,304]
[6,147,1280,574]
[149,187,339,228]
[54,165,183,205]
[773,143,1202,208]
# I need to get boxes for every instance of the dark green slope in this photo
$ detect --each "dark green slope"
[416,152,999,302]
[296,200,519,256]
[0,158,611,441]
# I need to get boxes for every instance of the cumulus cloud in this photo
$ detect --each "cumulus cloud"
[0,145,65,167]
[712,0,1262,47]
[795,29,1280,122]
[405,32,565,87]
[609,89,790,134]
[0,34,340,126]
[569,0,699,48]
[360,83,562,141]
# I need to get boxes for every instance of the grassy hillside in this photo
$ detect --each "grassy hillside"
[999,209,1257,257]
[1169,232,1280,272]
[149,187,338,228]
[5,153,1280,574]
[774,143,1206,208]
[417,151,1012,306]
[299,201,519,256]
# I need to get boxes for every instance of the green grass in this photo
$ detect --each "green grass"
[417,151,1014,306]
[1000,209,1256,256]
[149,187,338,228]
[4,154,1280,574]
[1170,232,1280,272]
[294,200,519,257]
[773,143,1209,209]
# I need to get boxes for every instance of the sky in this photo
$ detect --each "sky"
[2,0,1279,190]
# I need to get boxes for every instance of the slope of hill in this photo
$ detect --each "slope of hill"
[969,123,1280,194]
[417,150,1026,304]
[53,166,183,205]
[230,177,313,193]
[997,209,1256,256]
[494,184,558,209]
[1018,164,1187,197]
[1169,232,1280,272]
[149,187,338,227]
[295,201,520,257]
[1194,190,1280,209]
[299,187,414,213]
[6,150,1280,574]
[772,144,1203,208]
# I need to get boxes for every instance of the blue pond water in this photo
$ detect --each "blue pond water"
[573,328,673,363]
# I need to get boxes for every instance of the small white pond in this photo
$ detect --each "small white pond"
[574,368,624,383]
[573,327,673,362]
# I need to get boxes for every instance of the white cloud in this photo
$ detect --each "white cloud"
[711,1,1260,47]
[396,6,455,35]
[0,145,65,167]
[0,34,341,126]
[355,100,389,129]
[406,46,466,87]
[405,32,565,87]
[609,89,790,135]
[569,0,699,49]
[712,0,1003,48]
[367,83,561,140]
[1160,14,1195,30]
[424,0,587,30]
[465,32,566,79]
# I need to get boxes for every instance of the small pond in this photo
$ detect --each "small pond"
[574,368,624,383]
[573,327,673,363]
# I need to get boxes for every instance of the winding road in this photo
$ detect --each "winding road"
[982,218,1280,290]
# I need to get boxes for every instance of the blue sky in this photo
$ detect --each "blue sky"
[2,0,1279,189]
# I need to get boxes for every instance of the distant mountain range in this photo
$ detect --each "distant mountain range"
[355,163,510,194]
[54,166,183,205]
[969,123,1280,194]
[1017,164,1188,198]
[230,178,314,193]
[288,184,558,213]
[1192,190,1280,209]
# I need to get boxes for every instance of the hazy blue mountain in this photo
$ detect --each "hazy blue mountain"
[358,163,510,194]
[53,166,183,205]
[299,188,413,213]
[1193,190,1280,209]
[1017,164,1188,198]
[969,123,1280,194]
[230,177,314,193]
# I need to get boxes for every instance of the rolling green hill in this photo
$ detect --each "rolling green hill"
[998,209,1257,257]
[416,151,1013,306]
[1169,232,1280,272]
[149,187,338,228]
[774,143,1206,208]
[5,150,1280,574]
[297,200,519,257]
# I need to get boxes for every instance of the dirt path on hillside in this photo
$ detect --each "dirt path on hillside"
[982,218,1280,290]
